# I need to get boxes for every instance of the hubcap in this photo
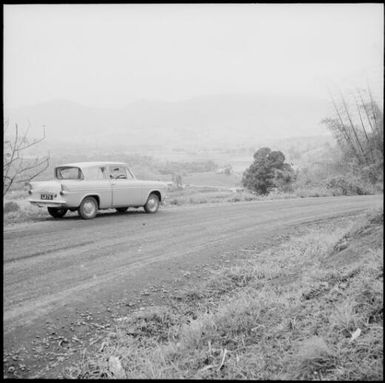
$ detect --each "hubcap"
[147,197,158,211]
[83,201,96,216]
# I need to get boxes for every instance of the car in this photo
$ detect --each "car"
[27,161,168,219]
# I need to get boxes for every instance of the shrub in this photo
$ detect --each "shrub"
[4,201,20,214]
[326,175,372,196]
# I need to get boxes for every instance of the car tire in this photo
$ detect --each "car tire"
[47,207,68,218]
[144,193,160,214]
[78,197,98,219]
[116,207,128,213]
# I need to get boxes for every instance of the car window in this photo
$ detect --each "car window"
[82,166,106,180]
[56,167,84,180]
[125,167,135,180]
[109,166,128,180]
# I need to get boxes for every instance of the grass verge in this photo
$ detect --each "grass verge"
[65,208,383,380]
[165,186,337,207]
[4,186,378,225]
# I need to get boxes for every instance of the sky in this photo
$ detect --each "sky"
[4,3,384,109]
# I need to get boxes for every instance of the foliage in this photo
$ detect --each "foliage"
[3,121,49,196]
[4,201,20,214]
[322,87,383,186]
[242,147,295,194]
[325,176,370,196]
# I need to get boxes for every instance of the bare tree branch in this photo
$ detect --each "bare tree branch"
[357,88,376,135]
[323,85,383,179]
[3,122,50,196]
[358,89,377,137]
[4,124,19,184]
[3,155,22,170]
[16,135,47,152]
[18,159,50,183]
[17,156,49,175]
[339,90,366,163]
[327,87,359,157]
[367,83,379,131]
[354,92,370,144]
[354,92,373,162]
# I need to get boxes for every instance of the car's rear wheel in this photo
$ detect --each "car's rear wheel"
[47,207,68,218]
[78,197,98,219]
[116,207,128,213]
[144,193,160,214]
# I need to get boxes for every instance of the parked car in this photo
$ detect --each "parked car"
[27,162,168,219]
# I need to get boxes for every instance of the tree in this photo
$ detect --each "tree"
[224,164,233,175]
[322,86,383,185]
[3,121,50,196]
[242,147,295,194]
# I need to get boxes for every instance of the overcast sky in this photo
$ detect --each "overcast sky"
[4,4,383,109]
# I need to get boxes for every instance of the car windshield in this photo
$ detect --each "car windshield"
[55,167,84,180]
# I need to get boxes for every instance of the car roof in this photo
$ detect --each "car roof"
[57,161,128,168]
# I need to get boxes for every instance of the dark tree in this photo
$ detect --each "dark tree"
[242,147,295,195]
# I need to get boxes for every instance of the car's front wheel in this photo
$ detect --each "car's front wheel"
[78,197,98,219]
[47,207,68,218]
[144,193,160,214]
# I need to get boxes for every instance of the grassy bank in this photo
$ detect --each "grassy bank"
[65,208,383,380]
[164,185,339,207]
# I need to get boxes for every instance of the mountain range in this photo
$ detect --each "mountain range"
[4,93,333,153]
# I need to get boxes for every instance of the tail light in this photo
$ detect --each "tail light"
[60,184,69,195]
[25,182,33,195]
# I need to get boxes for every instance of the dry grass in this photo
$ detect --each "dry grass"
[165,180,362,207]
[3,200,50,224]
[3,195,80,225]
[65,208,383,380]
[165,186,332,207]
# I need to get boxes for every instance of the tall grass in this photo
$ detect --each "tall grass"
[66,209,383,380]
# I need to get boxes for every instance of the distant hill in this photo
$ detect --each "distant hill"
[4,93,333,152]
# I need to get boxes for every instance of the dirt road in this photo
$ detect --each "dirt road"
[3,195,382,377]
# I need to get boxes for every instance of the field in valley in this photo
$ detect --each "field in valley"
[183,171,242,188]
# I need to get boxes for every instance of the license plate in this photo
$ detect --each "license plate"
[41,193,54,200]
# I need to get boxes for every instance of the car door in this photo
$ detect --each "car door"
[81,166,112,209]
[108,165,144,207]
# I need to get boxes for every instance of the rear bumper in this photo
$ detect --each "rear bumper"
[29,200,68,208]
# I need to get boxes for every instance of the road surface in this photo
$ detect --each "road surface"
[3,195,382,377]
